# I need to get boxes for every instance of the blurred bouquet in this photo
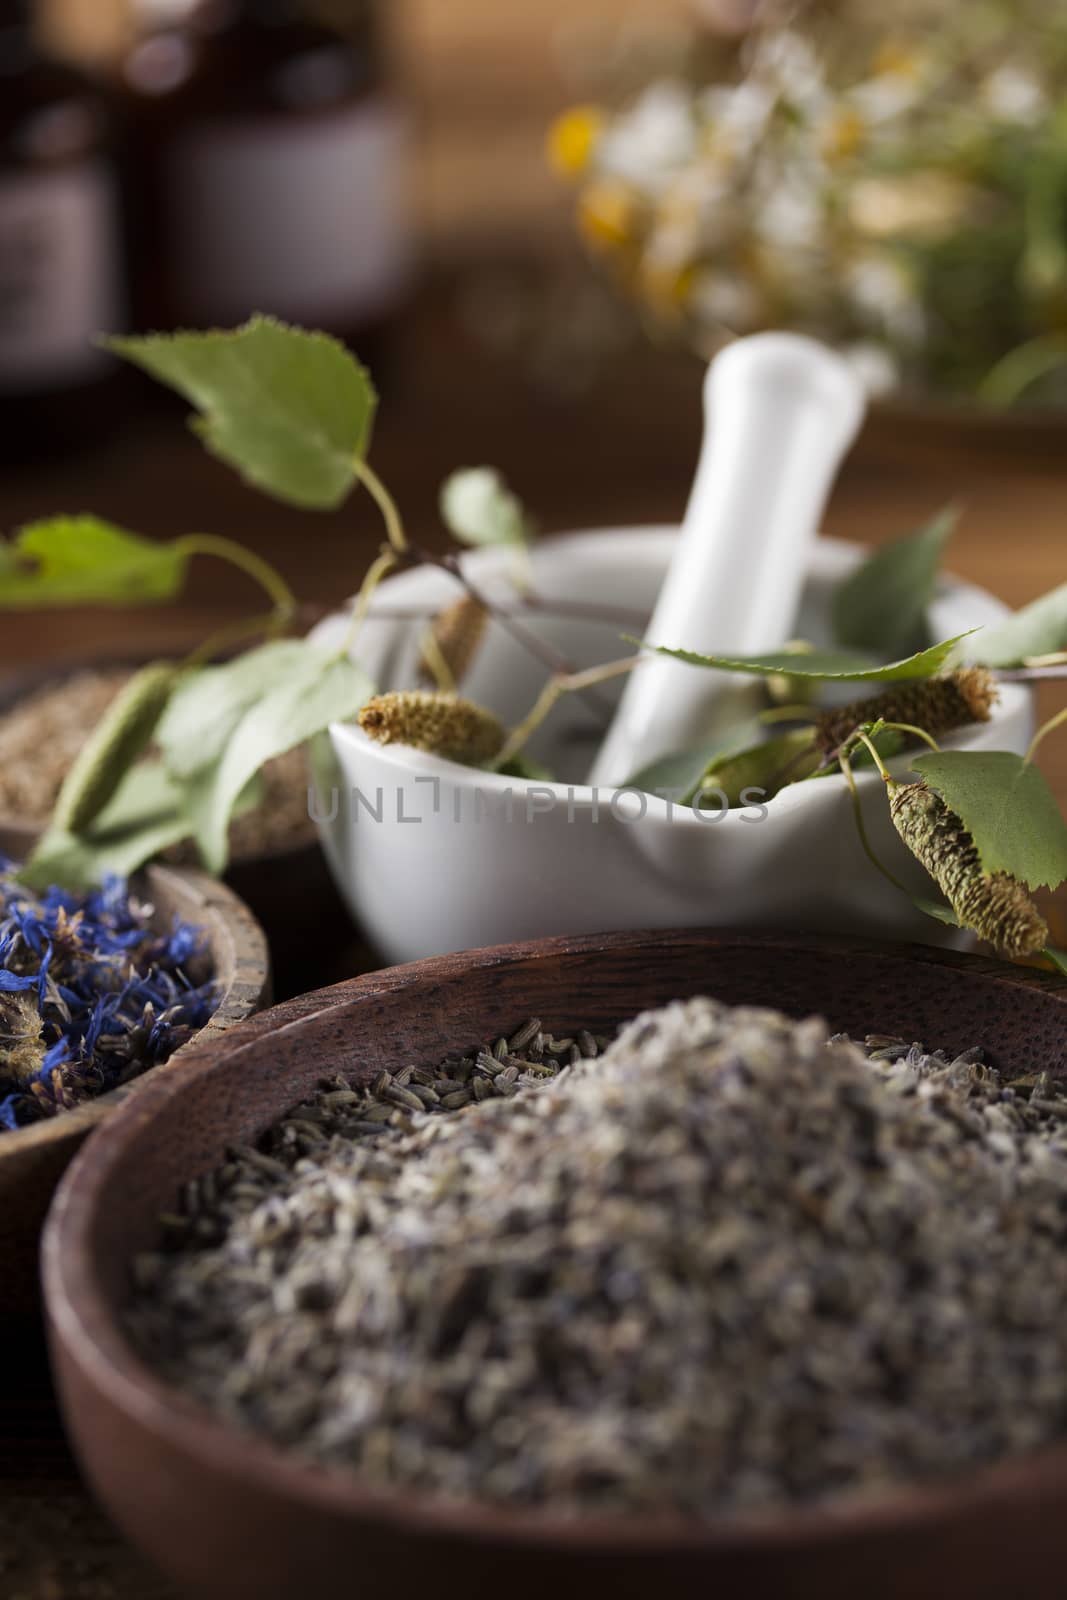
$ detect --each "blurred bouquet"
[550,1,1067,410]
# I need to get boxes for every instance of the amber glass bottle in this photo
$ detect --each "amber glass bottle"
[0,0,126,459]
[120,0,411,352]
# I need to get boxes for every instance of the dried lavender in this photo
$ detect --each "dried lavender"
[129,999,1067,1517]
[0,865,217,1133]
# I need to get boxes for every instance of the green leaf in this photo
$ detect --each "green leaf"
[963,581,1067,668]
[629,632,975,684]
[440,469,530,548]
[22,764,194,892]
[22,762,264,892]
[912,894,961,929]
[183,646,374,874]
[493,753,556,781]
[1044,947,1067,977]
[696,728,820,808]
[625,720,766,800]
[106,317,377,511]
[157,640,312,781]
[832,506,958,654]
[0,517,188,608]
[913,749,1067,892]
[53,662,181,835]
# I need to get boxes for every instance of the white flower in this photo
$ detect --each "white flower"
[700,80,776,157]
[597,82,697,191]
[983,66,1046,126]
[756,180,824,253]
[688,270,764,333]
[843,254,925,344]
[758,30,827,112]
[842,341,900,398]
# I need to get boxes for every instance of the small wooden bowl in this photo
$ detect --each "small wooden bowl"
[43,929,1067,1600]
[0,841,271,1321]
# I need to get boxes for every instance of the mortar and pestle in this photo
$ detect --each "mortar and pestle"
[310,335,1031,965]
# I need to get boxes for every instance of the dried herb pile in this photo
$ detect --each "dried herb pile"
[0,866,216,1133]
[130,998,1067,1516]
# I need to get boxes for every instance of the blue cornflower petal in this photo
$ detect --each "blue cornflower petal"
[42,1037,70,1069]
[166,918,204,967]
[36,943,53,1010]
[0,865,217,1134]
[0,969,38,992]
[0,1094,22,1130]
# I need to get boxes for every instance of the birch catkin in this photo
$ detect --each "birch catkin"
[816,668,997,756]
[358,691,505,764]
[889,779,1047,957]
[419,596,489,688]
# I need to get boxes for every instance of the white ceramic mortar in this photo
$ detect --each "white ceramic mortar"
[309,529,1031,965]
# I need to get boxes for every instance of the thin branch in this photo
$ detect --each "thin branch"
[341,547,400,654]
[409,546,617,721]
[1026,702,1067,766]
[997,665,1067,681]
[496,657,640,770]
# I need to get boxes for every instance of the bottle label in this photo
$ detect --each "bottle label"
[166,98,413,327]
[0,162,122,393]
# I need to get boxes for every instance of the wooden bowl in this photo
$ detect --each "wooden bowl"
[43,929,1067,1600]
[0,842,271,1321]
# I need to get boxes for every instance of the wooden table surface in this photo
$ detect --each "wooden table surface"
[0,266,1064,1597]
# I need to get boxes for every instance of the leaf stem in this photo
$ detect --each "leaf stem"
[341,546,400,655]
[175,534,296,620]
[880,720,942,754]
[1026,703,1067,765]
[854,729,893,782]
[419,627,457,693]
[496,656,639,770]
[185,611,285,670]
[353,458,408,554]
[839,748,910,895]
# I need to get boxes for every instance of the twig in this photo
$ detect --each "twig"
[997,665,1067,681]
[408,546,617,722]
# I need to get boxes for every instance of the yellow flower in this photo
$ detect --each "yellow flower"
[638,255,697,317]
[576,180,640,252]
[547,106,605,179]
[871,40,924,81]
[821,105,866,165]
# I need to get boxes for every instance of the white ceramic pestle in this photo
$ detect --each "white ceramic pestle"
[587,333,866,788]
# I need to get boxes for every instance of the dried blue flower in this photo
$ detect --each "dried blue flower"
[0,858,217,1134]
